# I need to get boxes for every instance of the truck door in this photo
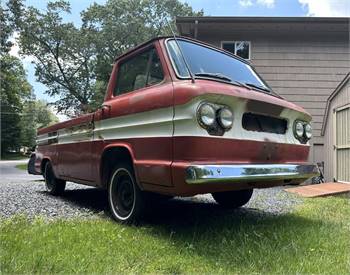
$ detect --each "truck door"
[91,42,174,187]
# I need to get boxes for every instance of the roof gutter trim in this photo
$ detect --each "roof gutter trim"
[176,16,350,24]
[321,73,350,136]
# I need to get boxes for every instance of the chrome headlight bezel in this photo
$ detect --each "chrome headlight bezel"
[304,123,312,139]
[293,120,312,143]
[294,121,304,138]
[217,107,234,130]
[197,103,216,128]
[196,102,233,135]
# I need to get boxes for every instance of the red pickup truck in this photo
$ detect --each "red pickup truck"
[30,36,319,223]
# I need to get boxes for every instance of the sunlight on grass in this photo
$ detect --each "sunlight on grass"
[1,196,349,274]
[15,163,27,170]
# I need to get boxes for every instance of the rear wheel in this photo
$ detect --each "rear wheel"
[108,163,145,224]
[44,162,66,195]
[212,189,253,208]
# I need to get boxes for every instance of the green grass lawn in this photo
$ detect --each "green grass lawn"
[15,163,27,170]
[1,195,349,274]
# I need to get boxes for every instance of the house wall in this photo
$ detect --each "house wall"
[178,20,349,163]
[323,78,350,182]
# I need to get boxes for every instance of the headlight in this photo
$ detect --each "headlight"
[294,121,304,138]
[304,123,312,139]
[218,107,233,129]
[197,103,216,128]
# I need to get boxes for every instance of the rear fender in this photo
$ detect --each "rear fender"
[28,153,41,175]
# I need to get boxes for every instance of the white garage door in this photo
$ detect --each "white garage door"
[335,104,350,183]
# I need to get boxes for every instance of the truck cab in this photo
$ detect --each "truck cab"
[31,37,319,223]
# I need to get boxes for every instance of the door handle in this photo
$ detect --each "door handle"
[101,104,111,116]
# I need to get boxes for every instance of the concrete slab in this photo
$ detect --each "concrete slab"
[284,183,350,198]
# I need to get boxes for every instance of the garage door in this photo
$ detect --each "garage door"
[335,104,350,183]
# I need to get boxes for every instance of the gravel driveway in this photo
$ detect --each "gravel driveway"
[0,179,302,221]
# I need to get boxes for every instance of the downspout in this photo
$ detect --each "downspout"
[194,20,198,39]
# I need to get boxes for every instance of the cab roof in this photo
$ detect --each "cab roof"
[114,36,249,65]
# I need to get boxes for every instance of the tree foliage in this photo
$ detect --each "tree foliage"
[1,2,31,154]
[82,0,202,89]
[20,100,59,149]
[17,1,96,116]
[1,1,58,155]
[0,55,32,154]
[16,0,203,116]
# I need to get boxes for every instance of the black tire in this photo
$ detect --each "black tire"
[212,189,253,208]
[27,154,36,174]
[108,163,145,224]
[44,162,66,195]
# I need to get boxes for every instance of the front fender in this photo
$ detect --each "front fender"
[98,142,140,187]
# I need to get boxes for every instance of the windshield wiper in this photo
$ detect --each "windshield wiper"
[244,83,271,93]
[194,72,232,82]
[194,72,252,89]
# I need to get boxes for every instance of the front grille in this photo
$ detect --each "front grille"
[242,112,287,134]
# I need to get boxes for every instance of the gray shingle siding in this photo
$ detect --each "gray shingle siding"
[250,39,349,144]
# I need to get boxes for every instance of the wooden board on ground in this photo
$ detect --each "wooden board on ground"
[285,183,350,198]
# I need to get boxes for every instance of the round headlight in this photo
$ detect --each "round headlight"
[304,123,312,139]
[218,107,233,129]
[294,121,304,138]
[198,103,216,127]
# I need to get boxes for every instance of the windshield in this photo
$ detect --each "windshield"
[167,39,271,92]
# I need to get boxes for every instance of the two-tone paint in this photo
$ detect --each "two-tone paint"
[34,37,318,196]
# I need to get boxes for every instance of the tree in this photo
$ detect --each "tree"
[16,1,96,117]
[16,0,203,116]
[1,1,58,155]
[82,0,203,100]
[20,100,59,149]
[0,3,13,55]
[0,55,33,155]
[34,100,59,128]
[1,2,32,155]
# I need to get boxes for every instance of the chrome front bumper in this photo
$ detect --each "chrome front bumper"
[185,164,319,184]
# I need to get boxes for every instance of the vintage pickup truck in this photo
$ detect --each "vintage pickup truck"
[30,36,319,223]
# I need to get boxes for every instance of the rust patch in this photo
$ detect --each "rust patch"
[257,139,282,162]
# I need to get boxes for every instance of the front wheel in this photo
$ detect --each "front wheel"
[212,189,253,208]
[44,162,66,195]
[108,164,145,224]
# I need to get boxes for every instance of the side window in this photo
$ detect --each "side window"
[221,41,250,60]
[114,47,164,96]
[147,50,164,85]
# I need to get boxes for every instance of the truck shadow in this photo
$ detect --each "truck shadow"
[52,187,310,230]
[58,188,108,213]
[55,187,238,221]
[55,187,257,220]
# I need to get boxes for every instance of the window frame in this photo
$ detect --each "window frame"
[165,38,251,81]
[113,45,165,97]
[164,38,274,95]
[220,40,251,60]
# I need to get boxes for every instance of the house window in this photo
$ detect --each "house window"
[221,41,250,60]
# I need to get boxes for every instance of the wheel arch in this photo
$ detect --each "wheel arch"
[100,144,140,189]
[40,157,52,175]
